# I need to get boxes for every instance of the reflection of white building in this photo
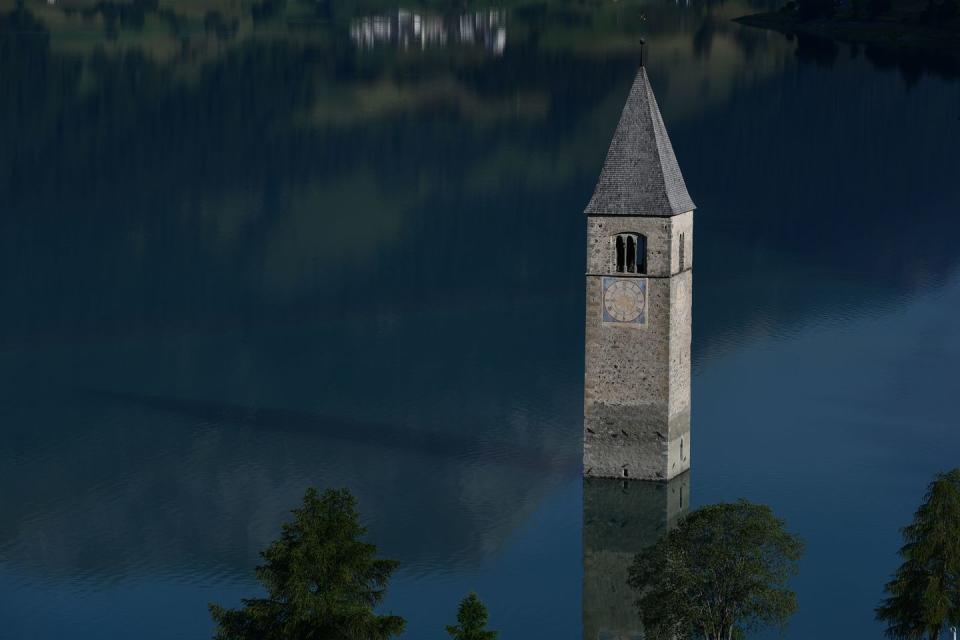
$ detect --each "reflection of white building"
[351,9,506,56]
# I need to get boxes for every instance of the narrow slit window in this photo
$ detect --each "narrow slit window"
[625,236,636,273]
[636,234,647,274]
[615,236,625,273]
[679,233,686,271]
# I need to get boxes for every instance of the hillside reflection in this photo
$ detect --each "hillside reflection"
[0,396,569,582]
[0,302,581,582]
[2,0,956,361]
[1,0,959,637]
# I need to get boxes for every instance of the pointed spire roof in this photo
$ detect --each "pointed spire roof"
[584,67,695,217]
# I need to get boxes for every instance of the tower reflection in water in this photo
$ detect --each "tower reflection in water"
[582,474,689,640]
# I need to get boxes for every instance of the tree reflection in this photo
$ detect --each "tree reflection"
[794,32,840,67]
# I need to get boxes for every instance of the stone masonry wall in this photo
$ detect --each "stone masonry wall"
[584,212,693,481]
[584,275,672,479]
[586,216,672,276]
[670,211,694,273]
[667,272,692,478]
[667,212,693,477]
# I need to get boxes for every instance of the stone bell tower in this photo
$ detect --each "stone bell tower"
[583,64,695,481]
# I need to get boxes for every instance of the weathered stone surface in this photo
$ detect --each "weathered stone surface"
[670,210,694,273]
[582,63,694,481]
[584,215,693,480]
[583,67,695,218]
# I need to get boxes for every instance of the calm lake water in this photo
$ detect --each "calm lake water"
[2,1,960,638]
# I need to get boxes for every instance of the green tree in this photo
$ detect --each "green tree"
[797,0,835,19]
[446,593,498,640]
[209,488,406,640]
[876,469,960,640]
[628,501,804,640]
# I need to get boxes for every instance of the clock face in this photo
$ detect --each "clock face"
[602,277,647,326]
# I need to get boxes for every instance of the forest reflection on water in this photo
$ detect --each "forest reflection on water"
[1,0,960,638]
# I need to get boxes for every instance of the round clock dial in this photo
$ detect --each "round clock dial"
[604,279,645,322]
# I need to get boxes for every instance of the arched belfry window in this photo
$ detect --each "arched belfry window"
[612,233,647,274]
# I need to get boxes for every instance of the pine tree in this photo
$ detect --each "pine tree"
[446,593,498,640]
[876,469,960,640]
[209,488,406,640]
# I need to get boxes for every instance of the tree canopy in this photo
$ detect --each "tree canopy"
[446,592,498,640]
[628,500,804,640]
[876,469,960,640]
[209,487,406,640]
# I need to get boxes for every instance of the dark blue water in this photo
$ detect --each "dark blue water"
[2,1,959,637]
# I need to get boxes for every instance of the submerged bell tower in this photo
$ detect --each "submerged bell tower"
[583,63,695,481]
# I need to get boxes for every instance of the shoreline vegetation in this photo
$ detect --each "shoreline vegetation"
[213,471,960,640]
[735,0,960,65]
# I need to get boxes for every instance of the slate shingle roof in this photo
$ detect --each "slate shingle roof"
[584,67,695,217]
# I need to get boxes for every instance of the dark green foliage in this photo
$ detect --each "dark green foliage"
[795,33,840,67]
[866,0,892,18]
[80,0,159,35]
[209,488,406,640]
[876,469,960,640]
[203,11,239,40]
[922,0,958,20]
[628,501,804,640]
[251,0,287,24]
[446,593,498,640]
[798,0,835,19]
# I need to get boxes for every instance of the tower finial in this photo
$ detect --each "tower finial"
[639,38,646,67]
